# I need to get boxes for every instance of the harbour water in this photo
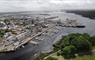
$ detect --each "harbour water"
[0,11,95,60]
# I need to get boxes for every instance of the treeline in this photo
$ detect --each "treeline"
[53,33,95,59]
[66,10,95,19]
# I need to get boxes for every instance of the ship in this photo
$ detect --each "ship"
[63,18,85,28]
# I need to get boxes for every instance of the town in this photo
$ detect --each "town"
[0,14,85,52]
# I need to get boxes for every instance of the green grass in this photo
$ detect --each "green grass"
[44,52,64,60]
[44,46,95,60]
[72,46,95,60]
[72,53,95,60]
[44,52,95,60]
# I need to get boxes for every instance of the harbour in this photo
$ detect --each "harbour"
[0,11,95,60]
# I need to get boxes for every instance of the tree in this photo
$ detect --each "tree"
[62,33,92,53]
[61,45,76,59]
[89,36,95,46]
[0,30,5,37]
[53,33,95,59]
[71,36,92,52]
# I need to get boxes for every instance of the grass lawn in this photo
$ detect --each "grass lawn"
[72,53,95,60]
[44,52,64,60]
[44,52,95,60]
[44,46,95,60]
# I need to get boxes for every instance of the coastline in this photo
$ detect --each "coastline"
[0,11,95,60]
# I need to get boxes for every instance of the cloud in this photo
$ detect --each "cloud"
[49,0,95,10]
[0,0,95,12]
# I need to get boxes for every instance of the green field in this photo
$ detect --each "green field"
[72,53,95,60]
[44,52,95,60]
[44,52,64,60]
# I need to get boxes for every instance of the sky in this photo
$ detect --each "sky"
[0,0,95,12]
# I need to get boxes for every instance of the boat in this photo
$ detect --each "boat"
[63,18,86,28]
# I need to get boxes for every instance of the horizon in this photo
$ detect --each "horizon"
[0,0,95,12]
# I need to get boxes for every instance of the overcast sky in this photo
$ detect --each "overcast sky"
[0,0,95,12]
